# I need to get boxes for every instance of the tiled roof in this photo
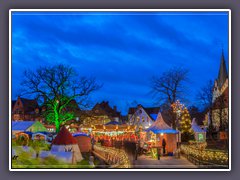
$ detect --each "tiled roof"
[128,105,160,121]
[20,98,39,113]
[92,101,121,117]
[128,106,159,115]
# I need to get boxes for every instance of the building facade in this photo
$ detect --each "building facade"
[12,96,40,121]
[128,104,159,130]
[211,51,229,131]
[82,101,121,126]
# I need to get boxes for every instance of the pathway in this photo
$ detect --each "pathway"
[133,155,197,168]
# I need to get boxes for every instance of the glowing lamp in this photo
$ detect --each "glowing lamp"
[160,133,164,136]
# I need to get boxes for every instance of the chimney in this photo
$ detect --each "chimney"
[113,106,117,112]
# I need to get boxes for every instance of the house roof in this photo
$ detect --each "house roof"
[191,118,206,133]
[12,121,35,131]
[20,98,39,113]
[64,99,81,112]
[92,101,121,117]
[128,105,159,121]
[12,97,39,113]
[128,106,159,115]
[52,126,77,145]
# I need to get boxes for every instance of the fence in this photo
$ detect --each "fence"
[180,144,228,168]
[93,145,131,168]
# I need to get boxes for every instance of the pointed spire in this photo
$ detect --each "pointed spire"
[217,49,228,88]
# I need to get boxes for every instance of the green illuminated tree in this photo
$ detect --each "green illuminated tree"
[179,107,194,142]
[21,64,101,132]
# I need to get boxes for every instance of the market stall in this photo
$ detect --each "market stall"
[146,112,179,155]
[80,122,136,147]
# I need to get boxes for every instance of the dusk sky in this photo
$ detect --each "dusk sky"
[11,11,229,115]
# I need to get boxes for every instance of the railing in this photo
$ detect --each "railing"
[93,145,131,168]
[180,144,229,168]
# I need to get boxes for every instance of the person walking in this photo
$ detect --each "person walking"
[162,138,166,155]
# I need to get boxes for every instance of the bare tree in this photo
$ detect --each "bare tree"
[151,67,189,105]
[150,67,189,129]
[21,64,102,132]
[197,80,214,136]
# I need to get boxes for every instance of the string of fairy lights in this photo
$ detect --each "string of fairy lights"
[93,145,131,168]
[180,144,228,165]
[179,107,194,134]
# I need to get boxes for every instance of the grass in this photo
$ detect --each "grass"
[12,145,96,169]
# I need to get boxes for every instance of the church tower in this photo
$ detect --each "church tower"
[212,50,228,103]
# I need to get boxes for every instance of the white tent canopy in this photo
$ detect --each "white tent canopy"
[51,126,83,164]
[146,112,178,134]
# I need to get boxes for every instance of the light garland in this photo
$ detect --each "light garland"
[180,144,228,165]
[93,145,131,168]
[171,100,184,117]
[179,107,193,134]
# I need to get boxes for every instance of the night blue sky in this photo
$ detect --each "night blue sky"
[11,11,229,115]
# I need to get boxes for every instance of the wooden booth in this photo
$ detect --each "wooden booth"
[146,112,180,155]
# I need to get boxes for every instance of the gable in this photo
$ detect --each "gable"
[12,98,24,113]
[129,107,155,128]
[26,121,47,133]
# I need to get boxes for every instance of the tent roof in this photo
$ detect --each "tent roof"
[73,132,90,137]
[52,126,77,145]
[12,121,35,131]
[105,121,120,125]
[146,113,178,134]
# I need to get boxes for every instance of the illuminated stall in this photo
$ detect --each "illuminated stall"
[80,121,137,146]
[146,112,179,155]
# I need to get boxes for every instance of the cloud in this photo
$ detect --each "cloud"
[11,11,229,113]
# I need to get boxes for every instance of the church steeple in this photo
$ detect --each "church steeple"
[217,49,228,89]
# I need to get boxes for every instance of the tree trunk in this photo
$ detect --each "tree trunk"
[55,121,60,133]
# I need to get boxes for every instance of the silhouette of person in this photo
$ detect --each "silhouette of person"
[162,138,166,154]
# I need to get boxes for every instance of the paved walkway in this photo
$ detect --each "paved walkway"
[133,155,197,168]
